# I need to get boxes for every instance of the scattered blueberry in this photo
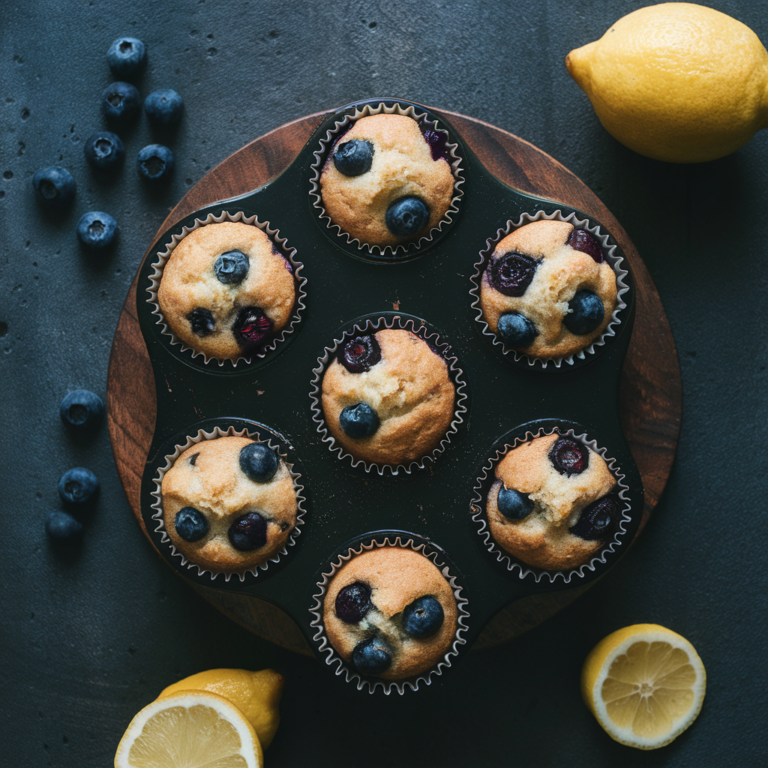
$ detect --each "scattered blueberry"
[60,389,104,430]
[568,228,603,263]
[32,166,76,210]
[45,510,83,541]
[563,290,605,336]
[488,252,538,296]
[84,131,125,172]
[497,312,537,348]
[187,307,215,336]
[214,250,249,285]
[385,196,430,238]
[352,636,392,675]
[339,403,379,439]
[239,442,279,483]
[174,507,210,542]
[335,581,372,624]
[77,211,118,249]
[144,88,183,126]
[58,468,100,508]
[228,512,268,551]
[137,144,174,182]
[497,486,533,520]
[340,334,381,373]
[102,81,141,123]
[402,595,444,639]
[549,437,589,476]
[333,139,374,176]
[233,306,273,352]
[570,495,621,541]
[107,37,147,78]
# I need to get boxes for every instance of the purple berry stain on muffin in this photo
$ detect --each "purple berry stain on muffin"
[335,581,372,624]
[549,437,589,476]
[488,252,538,296]
[570,495,620,540]
[340,334,381,373]
[421,123,449,161]
[568,228,603,263]
[233,307,273,351]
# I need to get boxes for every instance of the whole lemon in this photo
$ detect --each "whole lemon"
[566,3,768,162]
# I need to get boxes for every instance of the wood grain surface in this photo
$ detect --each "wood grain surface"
[107,109,682,655]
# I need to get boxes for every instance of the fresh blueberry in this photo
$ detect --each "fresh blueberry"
[239,442,279,483]
[352,636,392,676]
[570,495,621,541]
[497,312,537,348]
[77,211,118,249]
[335,581,372,624]
[58,468,100,508]
[403,595,444,639]
[174,507,210,542]
[45,510,83,541]
[228,512,268,551]
[101,81,141,123]
[488,252,538,296]
[340,334,381,373]
[84,131,125,172]
[32,166,76,210]
[549,437,589,476]
[497,486,533,520]
[137,144,174,182]
[568,228,603,263]
[339,403,379,439]
[187,307,215,336]
[144,88,183,126]
[333,139,374,177]
[563,290,605,336]
[107,37,147,78]
[233,307,273,352]
[60,389,104,430]
[385,196,430,238]
[214,250,249,285]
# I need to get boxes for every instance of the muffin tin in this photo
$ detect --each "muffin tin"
[134,97,644,690]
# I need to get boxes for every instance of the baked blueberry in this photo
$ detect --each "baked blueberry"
[402,595,444,639]
[421,125,449,161]
[77,211,118,249]
[339,403,379,439]
[497,312,537,348]
[101,81,141,123]
[570,495,621,541]
[233,307,273,351]
[488,252,538,297]
[497,486,533,520]
[214,250,249,285]
[568,228,603,263]
[564,290,605,336]
[174,507,209,542]
[549,437,589,476]
[340,334,381,373]
[84,131,125,172]
[228,512,268,551]
[32,166,76,210]
[239,442,279,483]
[187,307,215,337]
[58,468,99,508]
[333,139,373,177]
[335,581,372,624]
[137,144,174,182]
[144,88,183,126]
[352,636,392,675]
[45,510,83,541]
[59,389,104,430]
[107,37,146,78]
[385,196,430,238]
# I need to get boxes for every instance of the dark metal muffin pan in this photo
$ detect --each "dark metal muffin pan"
[136,97,643,687]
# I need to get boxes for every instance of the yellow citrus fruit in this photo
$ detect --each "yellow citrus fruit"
[566,3,768,162]
[581,624,706,749]
[159,668,284,749]
[114,690,263,768]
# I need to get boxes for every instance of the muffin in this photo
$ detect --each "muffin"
[486,433,622,570]
[480,220,618,359]
[161,435,298,574]
[323,547,458,680]
[320,328,456,467]
[157,221,296,361]
[319,113,455,248]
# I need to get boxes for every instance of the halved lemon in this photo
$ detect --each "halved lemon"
[114,690,263,768]
[581,624,706,750]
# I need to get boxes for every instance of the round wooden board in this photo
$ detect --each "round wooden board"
[107,109,681,655]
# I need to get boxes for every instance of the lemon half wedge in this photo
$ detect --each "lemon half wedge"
[114,690,264,768]
[581,624,706,750]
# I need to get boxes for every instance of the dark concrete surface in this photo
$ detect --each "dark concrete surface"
[1,1,767,766]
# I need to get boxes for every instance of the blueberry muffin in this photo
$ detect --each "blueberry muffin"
[321,329,456,467]
[157,222,296,360]
[480,220,618,359]
[323,547,458,680]
[486,433,622,570]
[161,436,298,574]
[319,114,454,248]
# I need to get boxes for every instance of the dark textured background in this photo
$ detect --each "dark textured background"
[1,1,767,766]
